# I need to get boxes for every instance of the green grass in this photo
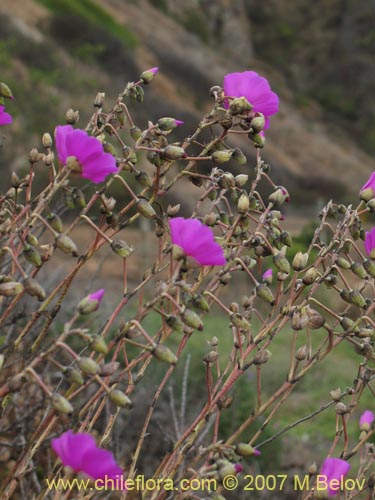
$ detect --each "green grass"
[35,0,137,48]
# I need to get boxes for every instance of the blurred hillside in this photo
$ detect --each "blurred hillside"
[0,0,373,213]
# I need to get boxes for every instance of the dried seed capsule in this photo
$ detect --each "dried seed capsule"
[302,268,319,285]
[230,313,250,330]
[203,351,219,364]
[295,345,308,361]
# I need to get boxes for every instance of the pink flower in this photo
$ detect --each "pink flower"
[51,430,123,482]
[359,410,374,431]
[262,268,273,283]
[0,105,12,126]
[169,217,226,266]
[319,457,351,497]
[77,288,105,315]
[365,227,375,258]
[223,71,279,129]
[55,125,118,183]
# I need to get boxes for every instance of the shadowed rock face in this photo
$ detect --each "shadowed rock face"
[0,0,372,210]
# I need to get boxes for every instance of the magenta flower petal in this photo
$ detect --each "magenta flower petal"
[319,457,351,497]
[262,269,273,281]
[55,125,119,183]
[365,227,375,258]
[361,172,375,193]
[88,289,105,303]
[0,105,12,126]
[359,410,374,430]
[51,430,123,482]
[223,71,279,130]
[169,217,226,266]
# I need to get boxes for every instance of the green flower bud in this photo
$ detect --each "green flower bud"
[340,288,351,303]
[47,213,63,233]
[273,251,290,274]
[302,267,319,285]
[157,117,183,131]
[152,345,178,365]
[26,233,39,246]
[295,345,308,361]
[250,115,265,133]
[250,132,265,148]
[162,145,186,160]
[366,199,375,212]
[136,198,156,218]
[51,394,73,414]
[229,96,252,115]
[78,357,99,375]
[292,252,308,271]
[336,257,351,269]
[360,187,374,203]
[269,187,289,205]
[109,389,132,408]
[130,85,144,103]
[340,316,359,333]
[23,277,46,301]
[140,67,158,84]
[211,150,233,164]
[350,262,367,279]
[237,193,250,214]
[182,309,204,331]
[235,174,249,187]
[0,281,24,296]
[232,148,247,165]
[55,234,78,256]
[166,315,184,333]
[363,259,375,278]
[230,313,251,330]
[64,367,84,386]
[135,171,152,188]
[349,290,367,308]
[90,335,108,355]
[110,239,134,258]
[42,133,53,148]
[72,188,86,208]
[0,82,14,100]
[23,246,42,267]
[130,126,142,141]
[234,443,260,457]
[256,283,275,305]
[191,295,210,312]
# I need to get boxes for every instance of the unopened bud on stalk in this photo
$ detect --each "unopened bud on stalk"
[64,367,84,386]
[90,334,108,355]
[47,213,63,233]
[42,133,53,148]
[26,233,39,246]
[256,283,275,305]
[234,443,261,457]
[157,117,184,131]
[130,126,142,141]
[302,267,319,285]
[366,199,375,212]
[136,198,156,218]
[295,345,308,361]
[65,108,79,124]
[211,150,233,164]
[292,252,309,271]
[77,289,105,315]
[269,187,289,205]
[0,82,14,100]
[72,188,86,208]
[110,239,134,258]
[363,259,375,278]
[304,307,325,329]
[78,357,99,375]
[29,148,40,163]
[250,132,265,148]
[235,174,249,187]
[217,460,243,480]
[11,171,20,188]
[340,289,351,303]
[24,277,46,301]
[237,193,250,214]
[191,295,210,312]
[273,250,290,274]
[166,315,184,333]
[94,92,105,108]
[308,462,318,475]
[253,349,272,364]
[335,402,349,415]
[152,345,178,365]
[232,148,247,165]
[161,145,186,160]
[250,115,265,133]
[140,67,159,84]
[181,308,204,331]
[230,313,251,330]
[51,394,73,414]
[229,96,252,115]
[203,351,219,364]
[340,316,358,332]
[350,262,367,279]
[23,245,42,267]
[109,389,132,408]
[0,354,4,371]
[349,290,367,308]
[130,85,144,103]
[336,257,351,269]
[280,231,292,247]
[55,234,78,256]
[0,281,24,296]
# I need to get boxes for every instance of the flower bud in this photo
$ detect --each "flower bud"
[99,362,120,377]
[65,108,79,124]
[42,133,53,148]
[0,82,14,100]
[130,126,142,141]
[78,357,99,375]
[94,92,105,108]
[0,354,4,371]
[166,315,184,333]
[340,316,358,332]
[24,277,46,301]
[26,233,39,246]
[211,150,233,164]
[232,148,247,165]
[234,443,261,457]
[292,252,309,271]
[253,349,272,365]
[350,262,367,279]
[55,234,78,256]
[77,289,105,315]
[273,251,290,274]
[256,283,275,305]
[363,259,375,278]
[51,394,73,414]
[157,117,184,131]
[360,187,374,202]
[90,334,108,355]
[335,402,349,415]
[237,193,250,214]
[250,115,265,133]
[268,187,290,205]
[304,307,325,329]
[140,67,159,84]
[47,213,63,233]
[229,96,252,115]
[330,388,342,401]
[136,198,156,218]
[235,174,249,187]
[336,257,351,269]
[203,351,219,364]
[130,85,144,103]
[230,313,250,330]
[366,198,375,212]
[23,246,42,267]
[110,239,134,258]
[29,148,40,163]
[161,145,186,160]
[0,281,24,296]
[302,268,319,285]
[152,345,178,365]
[182,308,204,331]
[72,188,86,208]
[109,389,132,408]
[349,290,367,308]
[64,367,84,386]
[295,345,308,361]
[217,460,243,480]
